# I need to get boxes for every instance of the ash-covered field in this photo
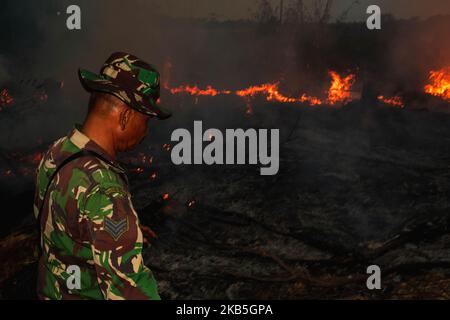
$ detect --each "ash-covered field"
[138,100,450,299]
[1,97,449,299]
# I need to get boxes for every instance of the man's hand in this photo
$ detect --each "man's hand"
[141,225,158,247]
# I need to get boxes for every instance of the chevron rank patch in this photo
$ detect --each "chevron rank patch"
[104,217,129,241]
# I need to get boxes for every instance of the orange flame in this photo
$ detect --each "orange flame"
[299,94,323,106]
[236,83,277,98]
[378,95,405,108]
[327,71,356,105]
[170,85,231,96]
[236,83,324,105]
[424,67,450,101]
[168,70,359,107]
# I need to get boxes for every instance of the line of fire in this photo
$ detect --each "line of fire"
[1,67,448,179]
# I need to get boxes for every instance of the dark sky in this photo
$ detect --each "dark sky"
[156,0,450,21]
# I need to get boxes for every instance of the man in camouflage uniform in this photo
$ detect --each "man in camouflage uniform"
[33,52,171,300]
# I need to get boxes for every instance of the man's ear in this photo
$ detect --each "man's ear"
[119,108,133,131]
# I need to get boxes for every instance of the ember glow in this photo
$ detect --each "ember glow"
[424,67,450,101]
[245,101,253,114]
[0,88,13,107]
[130,167,144,174]
[186,199,196,208]
[162,143,171,152]
[32,152,42,164]
[299,94,323,106]
[377,95,405,108]
[139,154,153,165]
[37,92,48,103]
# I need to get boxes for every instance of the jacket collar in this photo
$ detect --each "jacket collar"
[68,124,126,174]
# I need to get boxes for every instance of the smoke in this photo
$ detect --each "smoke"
[0,0,449,150]
[0,55,11,85]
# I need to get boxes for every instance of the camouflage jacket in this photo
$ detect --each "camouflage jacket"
[33,125,160,300]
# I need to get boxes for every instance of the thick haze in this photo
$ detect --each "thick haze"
[0,0,449,151]
[158,0,450,21]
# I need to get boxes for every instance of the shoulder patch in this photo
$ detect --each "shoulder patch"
[104,217,129,241]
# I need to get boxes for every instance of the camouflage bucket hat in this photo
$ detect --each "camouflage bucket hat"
[78,52,171,119]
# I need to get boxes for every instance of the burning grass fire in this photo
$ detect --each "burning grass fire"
[170,85,232,96]
[327,71,355,105]
[166,67,450,110]
[424,67,450,101]
[169,70,356,107]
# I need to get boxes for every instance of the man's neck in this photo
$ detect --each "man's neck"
[81,120,117,160]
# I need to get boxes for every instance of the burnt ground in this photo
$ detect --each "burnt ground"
[1,98,450,299]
